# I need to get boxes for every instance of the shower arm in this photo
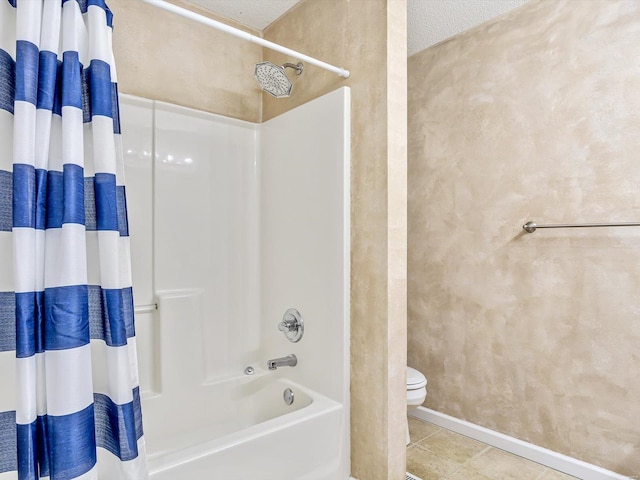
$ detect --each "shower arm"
[282,62,304,75]
[139,0,350,79]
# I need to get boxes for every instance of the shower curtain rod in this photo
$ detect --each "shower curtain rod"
[139,0,351,78]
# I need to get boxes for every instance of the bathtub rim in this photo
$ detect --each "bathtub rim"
[146,377,344,476]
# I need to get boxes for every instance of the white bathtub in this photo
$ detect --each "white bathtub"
[144,373,347,480]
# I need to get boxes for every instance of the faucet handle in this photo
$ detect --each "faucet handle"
[278,308,304,343]
[278,320,293,332]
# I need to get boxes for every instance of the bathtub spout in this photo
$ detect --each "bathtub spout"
[267,354,298,370]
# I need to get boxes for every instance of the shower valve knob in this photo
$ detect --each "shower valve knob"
[278,308,304,343]
[278,321,292,332]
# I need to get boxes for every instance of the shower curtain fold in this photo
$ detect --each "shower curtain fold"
[0,1,147,478]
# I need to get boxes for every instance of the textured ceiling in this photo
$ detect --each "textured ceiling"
[408,0,530,56]
[187,0,530,57]
[187,0,302,31]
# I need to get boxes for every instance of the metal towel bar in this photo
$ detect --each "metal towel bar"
[523,221,640,233]
[134,303,158,314]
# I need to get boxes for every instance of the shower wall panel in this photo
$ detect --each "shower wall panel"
[119,95,260,403]
[259,87,351,479]
[120,96,156,395]
[153,101,260,385]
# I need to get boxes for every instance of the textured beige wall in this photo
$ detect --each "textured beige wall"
[109,0,262,122]
[386,2,408,477]
[264,1,407,479]
[408,0,640,476]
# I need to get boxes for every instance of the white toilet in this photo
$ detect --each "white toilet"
[406,366,427,445]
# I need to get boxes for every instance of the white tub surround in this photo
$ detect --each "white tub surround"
[120,88,351,479]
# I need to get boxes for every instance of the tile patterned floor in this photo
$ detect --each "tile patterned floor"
[407,417,579,480]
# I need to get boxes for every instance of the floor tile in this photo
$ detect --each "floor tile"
[417,429,487,463]
[405,418,580,480]
[464,447,547,480]
[537,469,580,480]
[407,445,462,480]
[445,465,494,480]
[408,416,441,443]
[416,429,487,464]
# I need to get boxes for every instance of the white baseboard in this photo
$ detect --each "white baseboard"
[410,407,635,480]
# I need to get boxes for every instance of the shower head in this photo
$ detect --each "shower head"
[254,61,304,98]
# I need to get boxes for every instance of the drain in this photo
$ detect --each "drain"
[406,473,422,480]
[283,388,295,405]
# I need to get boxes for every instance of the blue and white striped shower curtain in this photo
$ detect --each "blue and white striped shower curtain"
[0,1,147,478]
